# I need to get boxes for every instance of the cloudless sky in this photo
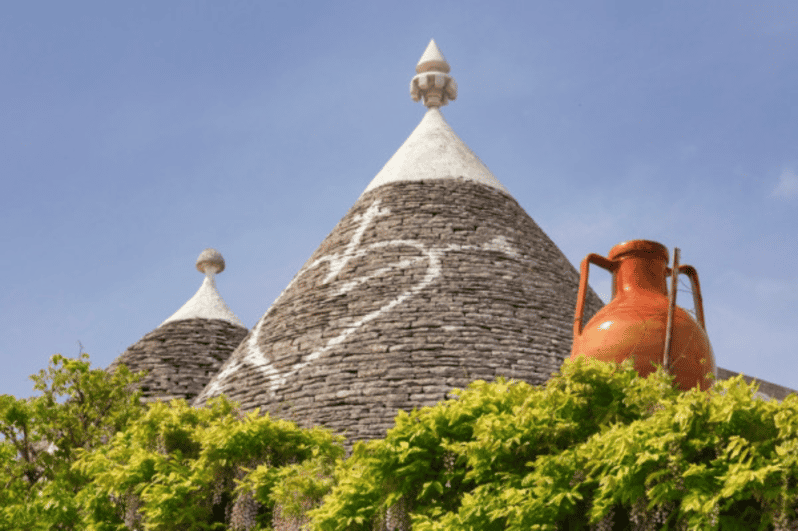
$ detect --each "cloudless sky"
[2,1,797,398]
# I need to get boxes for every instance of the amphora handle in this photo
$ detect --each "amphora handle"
[573,253,616,337]
[667,264,708,332]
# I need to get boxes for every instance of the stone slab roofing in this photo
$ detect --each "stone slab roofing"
[194,40,604,442]
[196,178,604,441]
[110,318,248,402]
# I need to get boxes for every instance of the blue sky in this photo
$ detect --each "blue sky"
[2,1,797,398]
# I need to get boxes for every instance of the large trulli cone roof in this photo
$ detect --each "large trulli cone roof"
[195,40,604,442]
[110,249,248,402]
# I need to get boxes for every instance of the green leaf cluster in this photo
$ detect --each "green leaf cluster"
[1,354,345,531]
[0,353,145,530]
[74,396,344,530]
[309,357,798,530]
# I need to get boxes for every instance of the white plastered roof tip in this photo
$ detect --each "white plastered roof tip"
[160,249,245,327]
[360,107,510,197]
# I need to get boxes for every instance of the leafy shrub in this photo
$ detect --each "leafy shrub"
[0,353,144,530]
[310,358,798,531]
[74,396,344,530]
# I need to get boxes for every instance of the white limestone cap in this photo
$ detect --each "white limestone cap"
[161,249,245,327]
[361,108,509,196]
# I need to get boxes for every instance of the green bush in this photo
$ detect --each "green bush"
[4,354,797,530]
[0,353,145,530]
[74,396,344,530]
[1,354,345,531]
[310,358,798,531]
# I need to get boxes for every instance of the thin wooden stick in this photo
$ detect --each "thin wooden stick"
[663,247,680,371]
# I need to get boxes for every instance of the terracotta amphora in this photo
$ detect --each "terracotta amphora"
[570,240,716,390]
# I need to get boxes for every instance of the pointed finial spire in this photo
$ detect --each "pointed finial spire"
[411,39,457,108]
[196,248,225,275]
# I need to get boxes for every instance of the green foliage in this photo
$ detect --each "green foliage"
[5,353,798,531]
[1,353,345,530]
[74,396,345,530]
[0,353,145,530]
[310,358,798,530]
[578,374,798,530]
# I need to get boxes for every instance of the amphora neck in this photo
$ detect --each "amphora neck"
[608,240,669,300]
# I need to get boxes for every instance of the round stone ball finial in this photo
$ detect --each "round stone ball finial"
[196,248,225,275]
[411,39,457,108]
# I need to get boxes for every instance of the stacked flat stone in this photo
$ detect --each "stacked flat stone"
[194,41,604,442]
[109,318,248,401]
[110,249,247,402]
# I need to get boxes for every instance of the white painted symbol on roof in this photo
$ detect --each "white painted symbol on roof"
[202,200,522,399]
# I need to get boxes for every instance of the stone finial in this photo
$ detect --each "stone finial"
[196,248,225,275]
[410,39,457,108]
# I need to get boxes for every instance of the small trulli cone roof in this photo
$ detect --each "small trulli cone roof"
[110,249,247,402]
[195,41,604,442]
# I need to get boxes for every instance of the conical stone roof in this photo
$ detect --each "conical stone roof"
[110,249,248,402]
[194,41,604,442]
